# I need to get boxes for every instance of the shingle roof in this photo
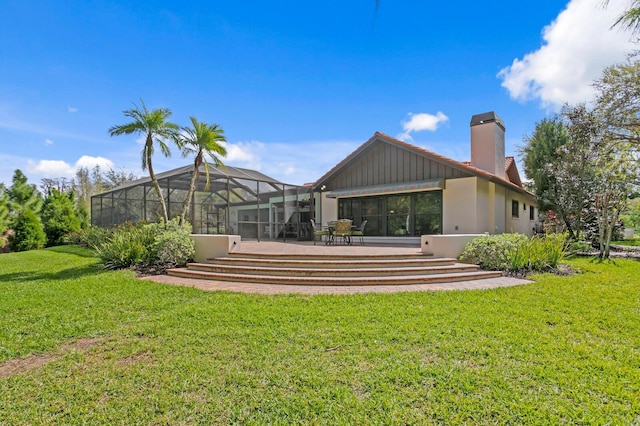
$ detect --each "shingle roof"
[314,131,532,196]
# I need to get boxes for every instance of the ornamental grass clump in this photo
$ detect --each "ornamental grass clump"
[460,233,566,274]
[94,219,194,272]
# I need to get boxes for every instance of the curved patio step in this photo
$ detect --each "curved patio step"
[206,256,457,269]
[186,262,480,277]
[165,268,503,286]
[220,252,431,261]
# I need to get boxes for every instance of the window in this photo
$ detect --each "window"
[337,191,442,236]
[530,206,535,221]
[512,200,519,218]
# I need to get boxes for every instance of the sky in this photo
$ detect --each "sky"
[0,0,637,189]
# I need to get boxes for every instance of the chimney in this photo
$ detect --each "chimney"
[470,111,505,179]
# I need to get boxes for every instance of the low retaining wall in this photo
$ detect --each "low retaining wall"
[421,234,485,259]
[191,234,241,263]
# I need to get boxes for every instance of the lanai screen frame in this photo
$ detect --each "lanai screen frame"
[90,164,312,241]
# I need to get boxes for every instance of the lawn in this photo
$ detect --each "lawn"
[0,246,638,424]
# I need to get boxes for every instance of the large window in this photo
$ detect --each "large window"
[337,191,442,236]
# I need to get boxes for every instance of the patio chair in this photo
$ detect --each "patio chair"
[333,219,353,245]
[351,220,367,245]
[326,221,337,245]
[311,219,329,245]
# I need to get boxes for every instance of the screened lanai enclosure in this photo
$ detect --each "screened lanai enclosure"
[91,164,313,241]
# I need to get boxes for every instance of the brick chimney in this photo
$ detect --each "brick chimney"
[470,111,505,179]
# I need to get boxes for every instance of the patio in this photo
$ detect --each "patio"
[144,241,531,294]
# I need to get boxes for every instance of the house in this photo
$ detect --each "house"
[91,111,537,244]
[312,112,537,244]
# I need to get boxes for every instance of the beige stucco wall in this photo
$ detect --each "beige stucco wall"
[504,189,537,235]
[191,234,241,263]
[494,185,506,234]
[443,177,479,234]
[444,177,536,235]
[319,192,338,225]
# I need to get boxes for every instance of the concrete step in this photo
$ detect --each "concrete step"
[222,252,431,261]
[186,262,480,277]
[206,256,457,269]
[165,268,503,286]
[167,268,502,286]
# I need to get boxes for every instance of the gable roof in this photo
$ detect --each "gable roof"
[314,131,532,196]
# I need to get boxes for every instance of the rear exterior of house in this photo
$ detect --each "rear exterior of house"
[312,112,537,242]
[91,111,537,243]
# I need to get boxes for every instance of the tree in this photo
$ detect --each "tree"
[594,54,640,148]
[0,183,9,235]
[103,168,137,190]
[521,116,590,239]
[592,151,636,257]
[176,117,227,224]
[109,100,179,222]
[521,117,570,212]
[8,209,46,251]
[40,177,72,195]
[7,170,42,215]
[604,0,640,34]
[40,189,82,246]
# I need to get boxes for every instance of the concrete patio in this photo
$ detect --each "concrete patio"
[142,240,532,294]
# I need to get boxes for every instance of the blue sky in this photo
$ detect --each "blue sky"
[0,0,636,188]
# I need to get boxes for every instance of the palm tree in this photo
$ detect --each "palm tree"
[109,100,179,222]
[604,0,640,34]
[177,116,227,225]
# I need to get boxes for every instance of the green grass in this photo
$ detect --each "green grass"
[612,238,640,247]
[1,246,639,424]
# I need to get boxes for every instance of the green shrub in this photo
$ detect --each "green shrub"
[8,209,47,251]
[460,233,566,273]
[94,223,154,270]
[40,189,81,246]
[95,219,194,272]
[72,226,113,250]
[143,219,195,271]
[459,233,528,271]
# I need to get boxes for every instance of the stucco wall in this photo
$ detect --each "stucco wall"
[504,189,537,235]
[475,178,491,233]
[443,177,479,234]
[444,177,536,236]
[320,192,338,225]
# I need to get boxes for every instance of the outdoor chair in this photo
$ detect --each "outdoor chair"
[351,220,367,245]
[333,219,353,245]
[326,221,338,245]
[311,219,329,245]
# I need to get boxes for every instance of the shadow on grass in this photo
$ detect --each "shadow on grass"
[46,245,99,258]
[0,264,106,284]
[589,257,619,266]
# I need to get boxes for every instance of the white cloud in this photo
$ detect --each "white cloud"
[44,138,54,145]
[68,106,78,113]
[75,155,114,170]
[26,155,115,179]
[223,141,265,170]
[498,0,636,109]
[217,139,359,185]
[397,111,449,141]
[278,163,297,176]
[27,159,75,177]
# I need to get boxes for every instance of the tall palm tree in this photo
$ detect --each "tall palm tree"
[109,100,179,222]
[177,116,227,225]
[605,0,640,34]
